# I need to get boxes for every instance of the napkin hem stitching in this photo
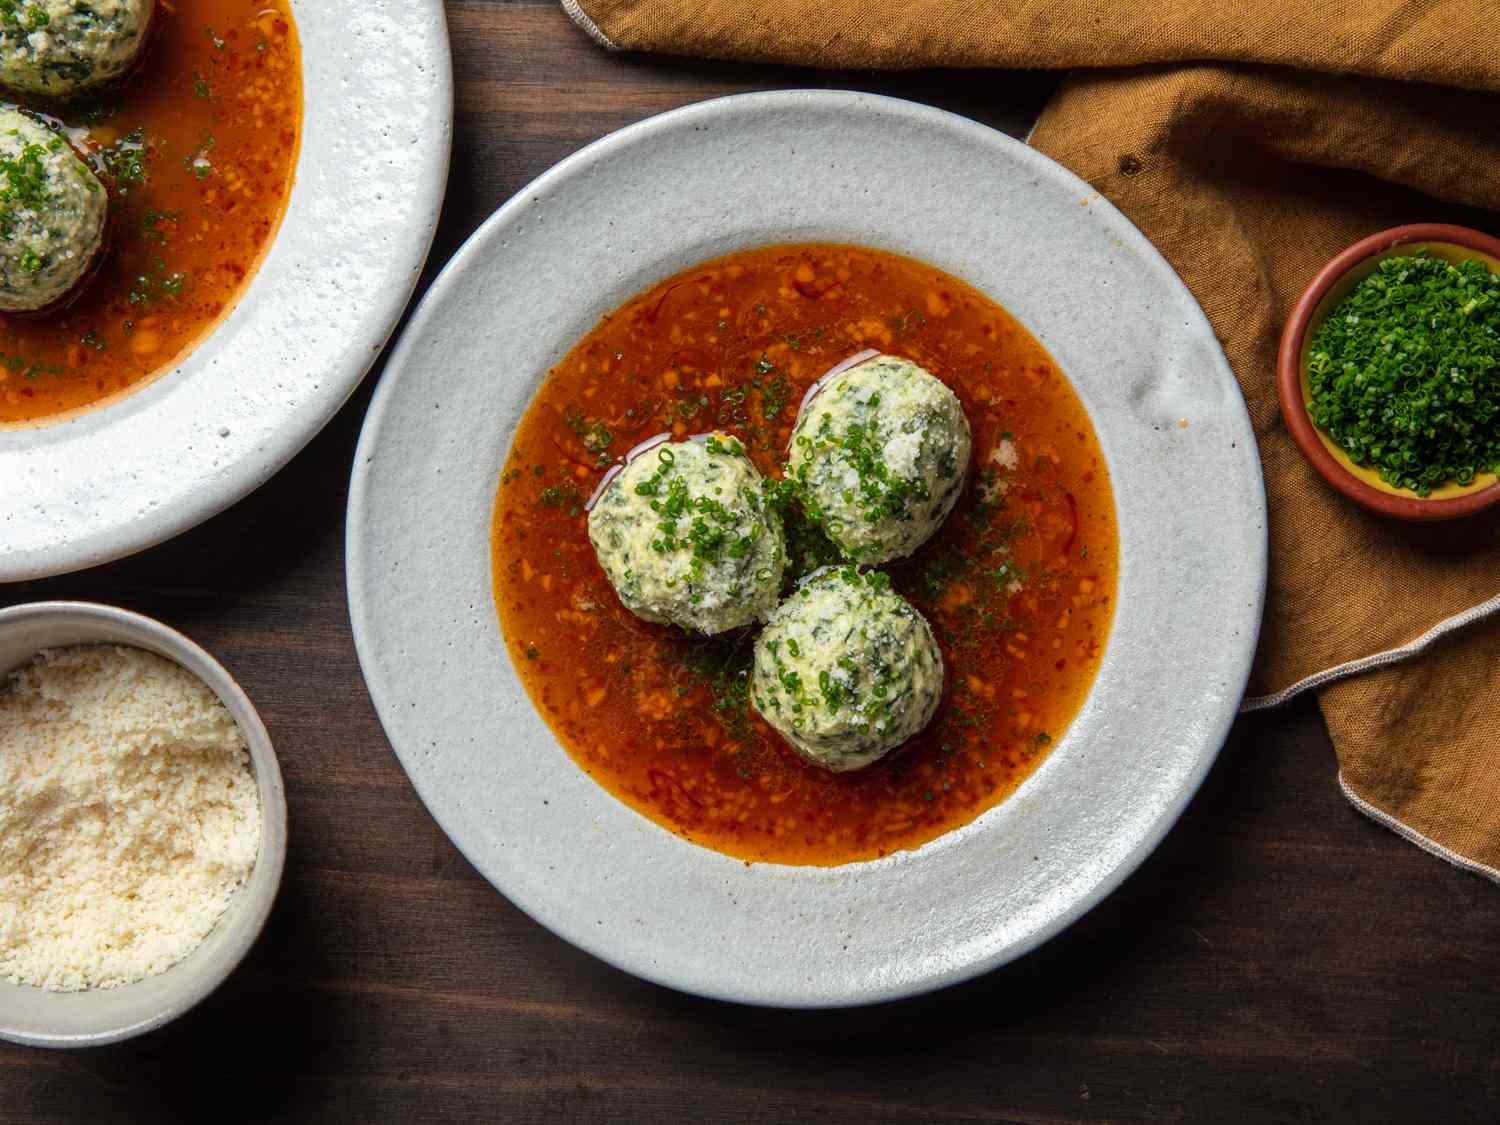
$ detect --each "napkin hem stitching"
[1241,591,1500,712]
[561,0,616,50]
[1339,773,1500,885]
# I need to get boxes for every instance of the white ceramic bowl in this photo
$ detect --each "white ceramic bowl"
[348,91,1267,1007]
[0,602,287,1048]
[0,0,453,581]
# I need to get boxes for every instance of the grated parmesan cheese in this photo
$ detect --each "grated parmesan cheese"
[0,645,261,992]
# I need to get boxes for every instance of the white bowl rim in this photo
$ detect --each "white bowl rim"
[347,89,1268,1008]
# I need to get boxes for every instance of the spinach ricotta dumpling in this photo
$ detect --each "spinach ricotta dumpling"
[0,0,154,97]
[0,107,105,312]
[587,433,786,635]
[788,355,972,565]
[751,568,943,772]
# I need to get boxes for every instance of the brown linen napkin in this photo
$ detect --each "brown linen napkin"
[561,1,1500,879]
[1028,66,1500,881]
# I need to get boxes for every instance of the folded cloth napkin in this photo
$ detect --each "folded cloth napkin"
[561,0,1500,880]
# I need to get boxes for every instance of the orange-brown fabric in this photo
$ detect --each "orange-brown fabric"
[1322,623,1500,876]
[1026,66,1500,701]
[567,0,1500,876]
[573,0,1498,90]
[1027,66,1500,879]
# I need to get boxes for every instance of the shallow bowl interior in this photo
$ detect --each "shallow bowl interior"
[0,602,286,1049]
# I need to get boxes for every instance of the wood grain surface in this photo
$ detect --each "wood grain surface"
[3,2,1498,1121]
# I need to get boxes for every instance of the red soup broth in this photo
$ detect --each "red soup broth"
[492,243,1117,866]
[0,0,302,425]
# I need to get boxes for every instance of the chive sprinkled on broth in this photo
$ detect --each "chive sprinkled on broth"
[761,373,790,421]
[100,127,146,189]
[537,483,581,511]
[491,243,1117,866]
[565,408,612,454]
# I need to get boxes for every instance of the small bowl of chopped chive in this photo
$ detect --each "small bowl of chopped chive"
[1278,223,1500,520]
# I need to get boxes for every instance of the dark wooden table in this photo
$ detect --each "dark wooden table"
[4,3,1498,1121]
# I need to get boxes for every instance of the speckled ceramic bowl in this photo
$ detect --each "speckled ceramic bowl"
[1277,223,1500,521]
[0,0,453,582]
[348,92,1268,1008]
[0,602,286,1049]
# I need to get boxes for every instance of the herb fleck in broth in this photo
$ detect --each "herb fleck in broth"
[0,0,301,425]
[492,243,1118,865]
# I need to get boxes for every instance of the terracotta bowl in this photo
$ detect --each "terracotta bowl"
[1277,222,1500,521]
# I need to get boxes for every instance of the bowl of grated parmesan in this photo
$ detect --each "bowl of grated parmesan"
[0,601,287,1049]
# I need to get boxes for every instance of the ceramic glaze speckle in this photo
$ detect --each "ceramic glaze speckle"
[0,0,452,581]
[347,92,1267,1008]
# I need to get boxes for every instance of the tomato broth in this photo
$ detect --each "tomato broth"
[0,0,301,424]
[492,243,1117,866]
